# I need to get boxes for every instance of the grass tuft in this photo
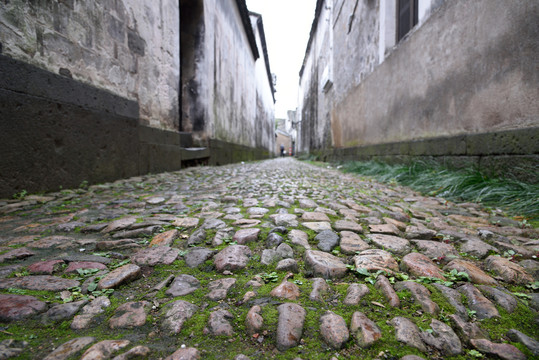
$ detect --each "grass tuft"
[340,160,539,219]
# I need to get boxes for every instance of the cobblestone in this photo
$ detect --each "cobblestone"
[0,158,536,359]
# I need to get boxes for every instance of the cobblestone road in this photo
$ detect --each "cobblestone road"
[0,158,537,360]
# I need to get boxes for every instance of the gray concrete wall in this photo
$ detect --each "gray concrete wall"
[0,0,180,130]
[298,0,539,179]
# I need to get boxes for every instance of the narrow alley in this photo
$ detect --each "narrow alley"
[0,158,537,359]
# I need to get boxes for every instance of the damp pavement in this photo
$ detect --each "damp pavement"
[0,158,538,360]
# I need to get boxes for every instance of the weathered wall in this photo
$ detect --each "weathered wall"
[196,0,273,151]
[0,0,180,129]
[335,0,539,147]
[299,0,539,179]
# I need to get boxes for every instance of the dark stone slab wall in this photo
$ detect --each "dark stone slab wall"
[0,55,272,198]
[307,128,539,183]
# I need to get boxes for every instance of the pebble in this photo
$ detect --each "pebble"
[0,158,536,359]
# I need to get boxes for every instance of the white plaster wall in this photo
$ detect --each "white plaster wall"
[0,0,180,130]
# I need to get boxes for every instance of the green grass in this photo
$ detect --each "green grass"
[340,160,539,219]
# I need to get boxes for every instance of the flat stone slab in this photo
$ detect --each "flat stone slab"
[41,300,88,323]
[270,280,301,300]
[333,220,363,233]
[172,217,200,228]
[109,301,150,328]
[458,283,499,320]
[288,229,311,249]
[303,222,332,232]
[101,216,138,233]
[42,337,96,360]
[207,278,236,301]
[353,249,399,274]
[340,231,370,254]
[344,284,370,305]
[470,339,526,360]
[304,250,347,279]
[302,212,330,222]
[369,223,400,235]
[420,319,462,356]
[164,347,200,360]
[0,294,47,321]
[485,255,534,284]
[184,247,215,268]
[411,240,459,262]
[79,340,130,360]
[271,214,298,227]
[161,300,198,335]
[64,261,107,273]
[315,230,339,252]
[367,234,411,256]
[214,245,252,272]
[0,275,79,291]
[131,246,179,266]
[390,317,426,352]
[166,274,200,297]
[444,259,497,285]
[233,228,260,244]
[150,229,178,246]
[395,281,439,315]
[97,264,141,289]
[400,252,446,279]
[28,260,65,274]
[459,238,499,259]
[206,309,234,337]
[0,247,35,262]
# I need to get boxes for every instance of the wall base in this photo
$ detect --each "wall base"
[306,128,539,183]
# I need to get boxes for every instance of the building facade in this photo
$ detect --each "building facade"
[0,0,275,197]
[298,0,538,180]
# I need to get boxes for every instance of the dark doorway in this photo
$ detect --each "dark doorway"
[179,0,204,132]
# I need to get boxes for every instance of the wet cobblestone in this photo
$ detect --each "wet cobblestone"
[0,158,537,359]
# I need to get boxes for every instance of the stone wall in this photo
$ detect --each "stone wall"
[298,0,539,180]
[0,0,180,129]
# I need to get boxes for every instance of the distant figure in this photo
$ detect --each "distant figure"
[280,144,285,157]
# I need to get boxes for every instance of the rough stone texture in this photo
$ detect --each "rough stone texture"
[444,259,497,285]
[390,317,426,352]
[353,249,399,274]
[432,284,468,320]
[214,245,252,272]
[375,276,400,308]
[477,285,518,313]
[98,264,141,290]
[315,230,340,252]
[130,246,179,266]
[319,311,350,349]
[42,300,88,323]
[459,238,499,259]
[64,261,107,273]
[458,283,499,320]
[339,231,370,254]
[304,250,348,279]
[420,319,462,356]
[0,276,79,291]
[233,228,260,245]
[343,284,370,305]
[71,296,111,330]
[309,278,330,302]
[448,314,489,345]
[302,212,330,222]
[111,345,151,360]
[42,337,95,360]
[270,280,300,300]
[109,301,150,329]
[276,303,306,351]
[350,312,381,348]
[271,214,298,227]
[470,339,526,360]
[206,309,234,337]
[367,234,411,255]
[246,305,263,335]
[485,255,534,284]
[288,229,311,249]
[164,347,200,360]
[400,252,446,279]
[276,258,299,273]
[0,294,47,322]
[28,259,65,274]
[303,222,332,232]
[333,220,363,233]
[207,278,236,301]
[507,329,539,356]
[184,248,215,268]
[150,229,178,247]
[79,340,130,360]
[166,275,201,297]
[411,240,459,262]
[266,233,284,248]
[395,281,439,315]
[161,300,198,335]
[173,217,200,229]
